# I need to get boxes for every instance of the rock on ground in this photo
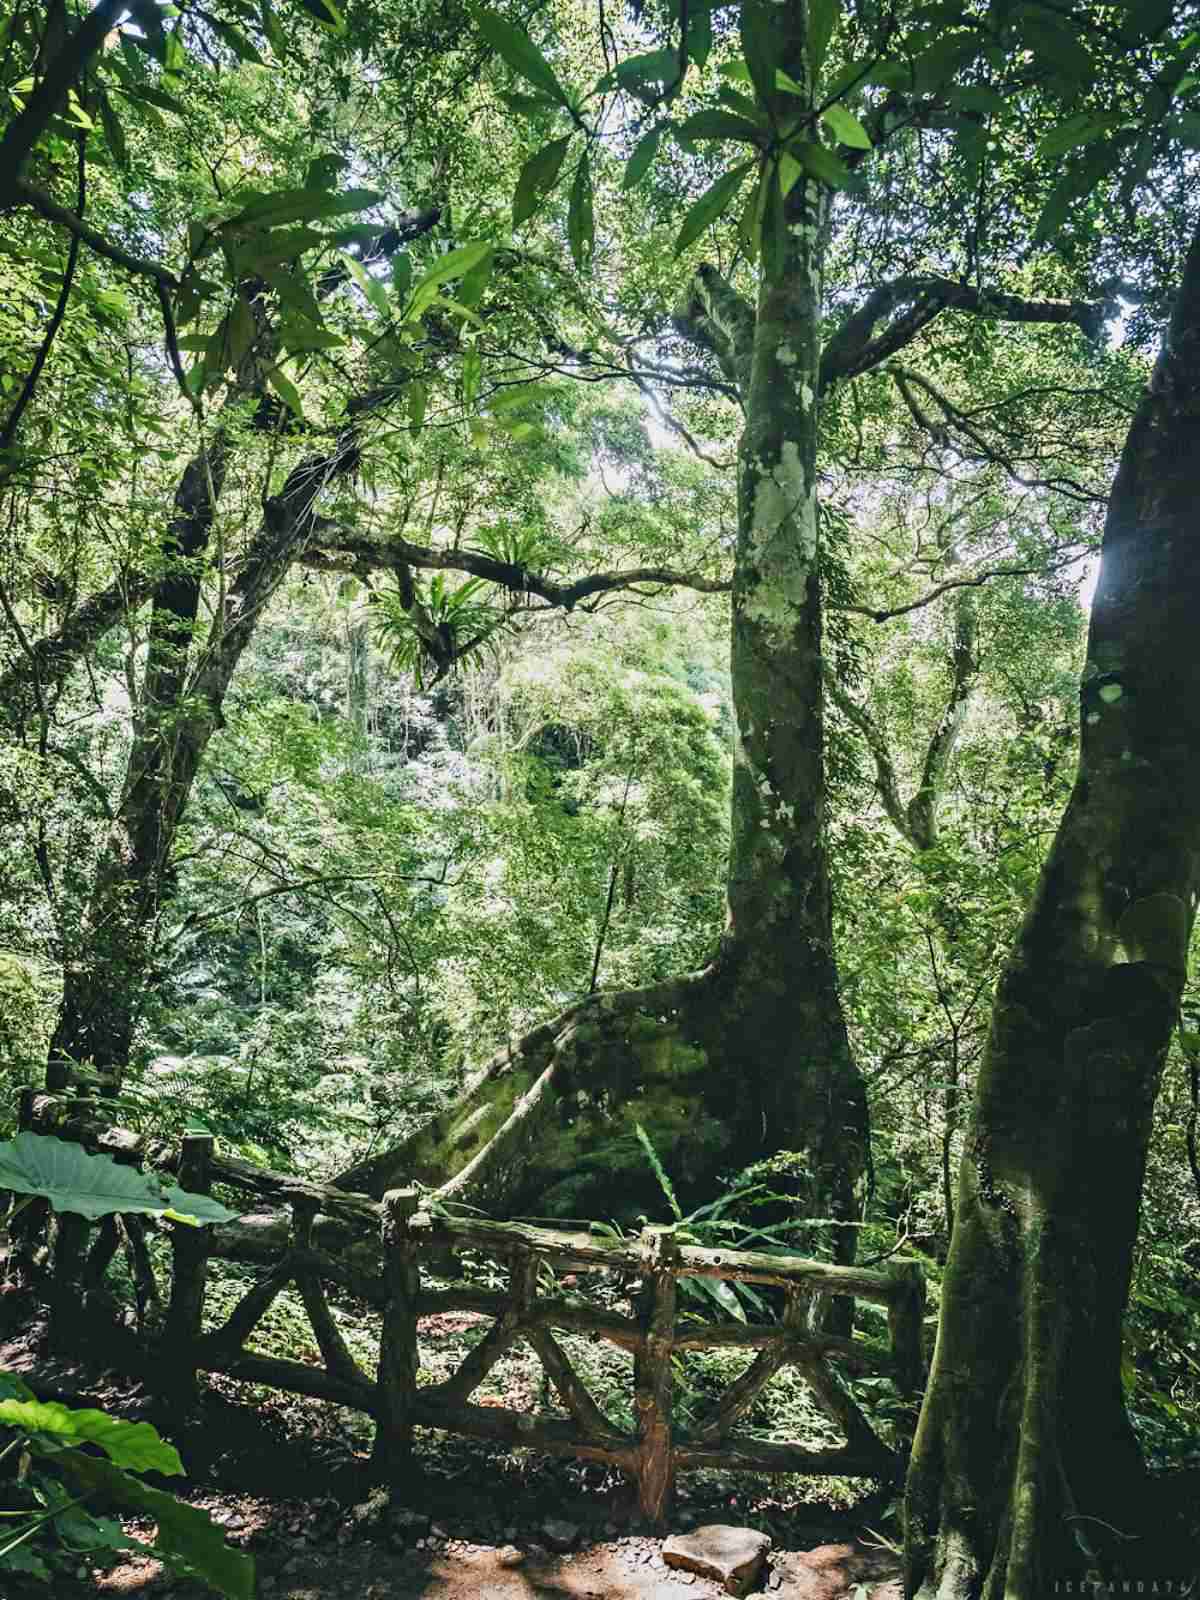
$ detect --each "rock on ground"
[662,1525,772,1598]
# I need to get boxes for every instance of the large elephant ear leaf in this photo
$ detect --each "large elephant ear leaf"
[0,1399,184,1474]
[0,1133,237,1223]
[56,1453,254,1600]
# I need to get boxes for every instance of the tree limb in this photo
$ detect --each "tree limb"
[300,530,732,610]
[672,263,755,398]
[820,276,1109,392]
[13,178,178,288]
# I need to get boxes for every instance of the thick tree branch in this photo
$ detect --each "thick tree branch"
[672,263,755,398]
[824,667,915,846]
[0,0,128,193]
[13,178,178,288]
[820,277,1108,392]
[300,531,731,611]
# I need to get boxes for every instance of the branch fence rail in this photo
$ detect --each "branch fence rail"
[11,1066,926,1525]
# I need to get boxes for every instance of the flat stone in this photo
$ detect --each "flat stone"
[498,1545,525,1567]
[541,1517,580,1550]
[663,1526,772,1598]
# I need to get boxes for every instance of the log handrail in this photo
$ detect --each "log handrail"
[13,1079,927,1526]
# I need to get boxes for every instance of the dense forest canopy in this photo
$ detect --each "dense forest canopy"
[2,0,1200,1595]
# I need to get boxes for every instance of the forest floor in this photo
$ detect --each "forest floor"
[1,1312,906,1600]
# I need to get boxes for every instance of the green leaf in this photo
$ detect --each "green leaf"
[98,94,128,169]
[1019,14,1094,86]
[260,0,287,57]
[462,347,481,409]
[1038,111,1122,161]
[740,0,783,110]
[673,158,755,255]
[821,102,871,149]
[56,1453,254,1600]
[675,109,762,143]
[260,266,322,322]
[622,124,662,189]
[737,166,768,261]
[224,187,381,229]
[235,227,327,272]
[567,152,594,270]
[406,241,494,319]
[477,10,570,107]
[809,0,841,77]
[718,85,764,122]
[408,379,428,431]
[0,1133,236,1223]
[498,89,559,115]
[779,148,804,194]
[266,367,304,417]
[513,135,572,226]
[391,252,413,302]
[294,0,345,32]
[210,19,264,64]
[0,1401,184,1474]
[604,49,680,97]
[340,251,391,316]
[1033,137,1127,243]
[786,139,853,188]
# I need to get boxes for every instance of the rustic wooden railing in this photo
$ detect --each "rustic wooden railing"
[11,1072,926,1525]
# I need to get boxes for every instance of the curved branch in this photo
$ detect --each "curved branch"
[301,530,731,611]
[820,276,1108,393]
[823,666,916,847]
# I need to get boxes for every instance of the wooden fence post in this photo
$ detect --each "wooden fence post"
[373,1187,421,1489]
[634,1225,678,1527]
[887,1260,927,1396]
[164,1132,215,1404]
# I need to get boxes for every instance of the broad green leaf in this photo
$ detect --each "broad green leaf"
[676,109,762,143]
[786,139,853,188]
[459,246,494,308]
[718,86,764,122]
[266,367,304,416]
[910,34,978,93]
[600,49,680,97]
[391,252,413,302]
[236,227,327,272]
[718,60,753,85]
[260,0,287,57]
[223,297,258,370]
[295,0,345,32]
[673,158,755,255]
[98,95,128,169]
[688,6,712,69]
[0,1372,35,1402]
[0,1133,236,1223]
[513,135,572,226]
[775,68,806,96]
[740,0,783,110]
[408,379,428,430]
[0,1400,184,1475]
[305,152,345,189]
[119,82,186,116]
[809,0,841,77]
[738,165,767,262]
[498,89,558,115]
[462,347,482,409]
[622,124,662,189]
[340,252,391,316]
[822,102,871,149]
[225,187,381,229]
[477,10,570,107]
[1034,137,1126,243]
[406,241,494,318]
[568,152,594,270]
[56,1453,254,1600]
[210,19,264,64]
[779,148,804,194]
[260,266,322,322]
[1038,111,1121,161]
[1019,14,1094,85]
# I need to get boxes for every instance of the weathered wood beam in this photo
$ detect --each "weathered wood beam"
[634,1227,677,1524]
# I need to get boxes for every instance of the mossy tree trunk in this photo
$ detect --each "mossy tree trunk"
[340,10,870,1274]
[904,219,1200,1599]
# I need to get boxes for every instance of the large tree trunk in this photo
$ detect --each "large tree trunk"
[340,11,869,1276]
[49,434,355,1073]
[903,220,1200,1598]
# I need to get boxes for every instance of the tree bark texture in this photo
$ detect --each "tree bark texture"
[904,219,1200,1599]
